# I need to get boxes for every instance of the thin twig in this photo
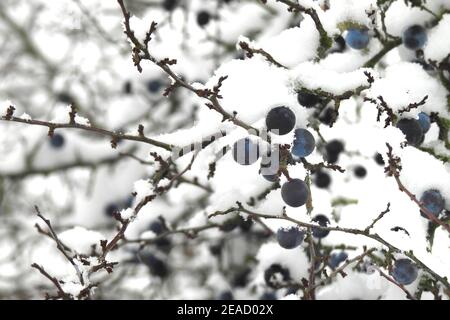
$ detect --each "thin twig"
[385,143,450,234]
[126,223,221,245]
[307,248,376,293]
[34,206,85,286]
[239,41,287,69]
[378,268,416,300]
[306,229,316,300]
[365,203,391,233]
[31,263,72,300]
[0,113,173,151]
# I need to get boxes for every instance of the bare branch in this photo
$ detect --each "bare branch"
[0,114,173,151]
[239,41,287,69]
[34,206,85,286]
[365,203,391,233]
[385,143,450,234]
[31,263,72,300]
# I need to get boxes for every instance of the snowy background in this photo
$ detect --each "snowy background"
[0,0,449,300]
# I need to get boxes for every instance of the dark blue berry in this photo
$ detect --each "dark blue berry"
[232,137,260,165]
[276,226,305,249]
[345,28,370,50]
[49,133,65,148]
[149,219,168,235]
[329,251,348,269]
[217,291,233,300]
[420,189,445,218]
[325,140,344,163]
[328,35,346,54]
[333,35,346,53]
[232,268,251,287]
[209,242,222,256]
[354,165,367,178]
[57,92,74,104]
[292,128,316,158]
[138,251,169,278]
[260,292,277,300]
[148,222,171,252]
[403,25,427,50]
[396,118,424,146]
[318,107,337,125]
[162,0,177,11]
[123,81,132,94]
[392,259,418,285]
[326,140,344,154]
[312,214,330,238]
[219,217,240,232]
[285,286,299,295]
[297,91,321,108]
[239,216,253,232]
[105,203,120,217]
[417,112,431,133]
[266,106,296,135]
[374,153,384,166]
[264,264,291,288]
[197,11,211,27]
[147,79,163,94]
[314,170,331,189]
[281,179,309,207]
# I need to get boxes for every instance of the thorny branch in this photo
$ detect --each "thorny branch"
[299,157,345,173]
[365,203,391,233]
[1,106,173,151]
[307,248,376,294]
[34,206,85,286]
[209,202,450,292]
[116,0,260,136]
[127,223,221,246]
[2,148,137,180]
[30,263,72,300]
[306,229,317,300]
[385,143,450,234]
[239,41,287,69]
[364,96,396,128]
[89,152,203,275]
[398,95,428,115]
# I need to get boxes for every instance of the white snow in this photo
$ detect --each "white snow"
[58,227,104,254]
[133,179,154,203]
[424,14,450,62]
[120,208,135,220]
[18,113,32,121]
[290,62,373,95]
[367,62,448,117]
